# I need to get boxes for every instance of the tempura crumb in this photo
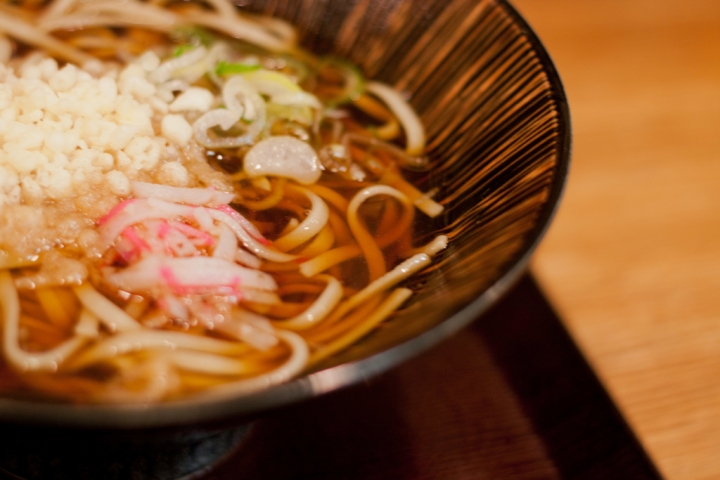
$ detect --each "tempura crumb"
[0,52,233,258]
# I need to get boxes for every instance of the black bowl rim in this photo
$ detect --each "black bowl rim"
[0,0,572,430]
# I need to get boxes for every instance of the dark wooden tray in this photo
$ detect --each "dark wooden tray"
[206,274,662,479]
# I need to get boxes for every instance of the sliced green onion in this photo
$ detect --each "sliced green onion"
[215,61,262,76]
[173,44,195,57]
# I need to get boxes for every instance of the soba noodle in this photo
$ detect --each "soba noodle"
[0,0,446,403]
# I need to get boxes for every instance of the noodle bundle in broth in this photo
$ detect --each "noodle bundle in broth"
[0,0,446,403]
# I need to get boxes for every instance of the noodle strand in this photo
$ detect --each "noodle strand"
[309,288,412,365]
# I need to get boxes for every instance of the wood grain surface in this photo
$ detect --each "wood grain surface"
[512,1,720,479]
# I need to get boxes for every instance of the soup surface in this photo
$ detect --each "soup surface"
[0,0,446,403]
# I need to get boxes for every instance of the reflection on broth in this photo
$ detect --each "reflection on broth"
[0,0,446,403]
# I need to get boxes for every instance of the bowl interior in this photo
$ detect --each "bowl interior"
[265,0,569,371]
[0,0,569,428]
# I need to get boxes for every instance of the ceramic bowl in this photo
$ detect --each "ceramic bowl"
[0,0,570,478]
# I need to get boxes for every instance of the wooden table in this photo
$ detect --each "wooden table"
[512,1,720,479]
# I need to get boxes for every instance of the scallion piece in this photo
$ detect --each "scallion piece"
[173,45,195,57]
[216,61,262,76]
